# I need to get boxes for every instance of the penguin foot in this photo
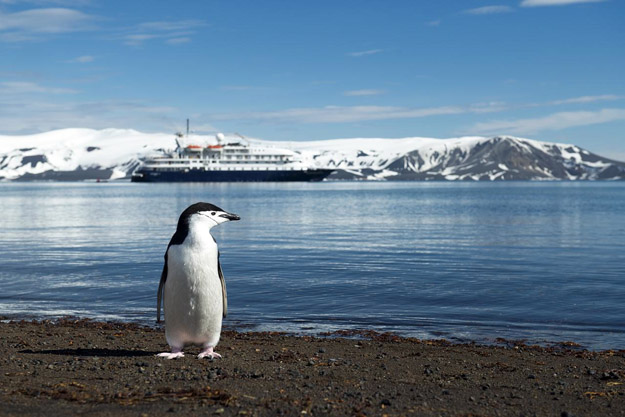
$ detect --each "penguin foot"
[198,346,222,360]
[157,351,184,359]
[157,348,184,359]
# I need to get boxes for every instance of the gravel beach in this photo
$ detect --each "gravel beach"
[1,319,623,416]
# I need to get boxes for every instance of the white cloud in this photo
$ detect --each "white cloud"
[210,104,509,124]
[520,0,606,6]
[548,95,622,105]
[67,55,94,63]
[0,1,93,5]
[464,5,515,14]
[426,20,441,26]
[210,100,566,125]
[120,20,205,46]
[0,96,178,133]
[469,101,508,113]
[0,81,77,94]
[0,78,176,135]
[0,7,95,41]
[471,108,625,135]
[347,49,383,57]
[520,94,623,109]
[137,20,204,32]
[343,89,386,97]
[123,34,158,45]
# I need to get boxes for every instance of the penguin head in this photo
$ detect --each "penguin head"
[179,202,240,230]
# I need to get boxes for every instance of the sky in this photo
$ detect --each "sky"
[1,0,624,160]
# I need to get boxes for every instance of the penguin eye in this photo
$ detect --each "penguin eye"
[211,212,216,216]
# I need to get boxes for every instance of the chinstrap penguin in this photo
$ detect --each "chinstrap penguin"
[157,202,240,359]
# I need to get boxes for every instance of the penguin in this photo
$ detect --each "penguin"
[156,202,240,359]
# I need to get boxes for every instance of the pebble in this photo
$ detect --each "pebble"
[600,371,619,380]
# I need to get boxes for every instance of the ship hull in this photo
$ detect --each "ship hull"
[131,168,333,182]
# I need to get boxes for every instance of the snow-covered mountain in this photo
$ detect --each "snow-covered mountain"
[1,128,624,181]
[0,129,173,181]
[298,136,625,181]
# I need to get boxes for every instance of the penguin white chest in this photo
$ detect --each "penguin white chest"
[164,233,223,347]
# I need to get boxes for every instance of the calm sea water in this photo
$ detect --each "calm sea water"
[0,181,623,350]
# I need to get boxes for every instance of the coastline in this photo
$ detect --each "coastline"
[1,319,623,416]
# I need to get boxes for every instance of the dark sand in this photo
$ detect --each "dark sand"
[0,319,623,416]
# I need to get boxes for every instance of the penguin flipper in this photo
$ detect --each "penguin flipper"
[157,251,168,323]
[218,252,227,318]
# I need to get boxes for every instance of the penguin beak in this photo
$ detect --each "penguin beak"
[219,212,240,221]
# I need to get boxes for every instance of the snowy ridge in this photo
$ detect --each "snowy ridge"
[0,129,170,180]
[1,129,624,181]
[288,135,625,181]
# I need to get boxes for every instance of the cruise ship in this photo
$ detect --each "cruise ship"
[131,131,334,182]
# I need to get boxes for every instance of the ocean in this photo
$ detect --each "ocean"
[1,181,623,350]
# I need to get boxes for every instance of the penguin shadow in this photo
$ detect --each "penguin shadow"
[20,348,157,357]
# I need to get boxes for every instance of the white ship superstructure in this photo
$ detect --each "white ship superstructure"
[132,132,333,182]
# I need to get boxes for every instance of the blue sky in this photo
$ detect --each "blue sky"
[1,0,624,159]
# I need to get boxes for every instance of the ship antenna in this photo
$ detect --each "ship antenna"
[186,119,190,137]
[235,132,250,145]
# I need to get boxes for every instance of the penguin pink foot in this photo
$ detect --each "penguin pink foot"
[198,346,221,359]
[157,347,184,359]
